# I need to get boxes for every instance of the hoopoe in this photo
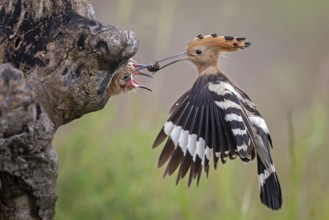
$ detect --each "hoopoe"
[107,59,151,96]
[141,34,282,210]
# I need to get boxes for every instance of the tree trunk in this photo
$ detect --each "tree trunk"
[0,0,138,219]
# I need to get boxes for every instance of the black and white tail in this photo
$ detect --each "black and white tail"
[257,155,282,210]
[250,115,282,210]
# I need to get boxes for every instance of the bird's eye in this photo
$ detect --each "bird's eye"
[195,49,202,55]
[122,75,129,80]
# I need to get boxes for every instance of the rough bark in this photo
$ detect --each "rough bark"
[0,0,138,219]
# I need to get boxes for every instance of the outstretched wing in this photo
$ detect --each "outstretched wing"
[153,73,256,186]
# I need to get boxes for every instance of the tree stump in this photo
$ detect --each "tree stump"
[0,0,138,219]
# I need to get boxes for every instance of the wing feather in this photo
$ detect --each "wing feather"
[203,105,210,175]
[176,106,199,184]
[163,102,193,175]
[154,74,258,185]
[170,90,191,113]
[210,103,220,169]
[157,101,191,167]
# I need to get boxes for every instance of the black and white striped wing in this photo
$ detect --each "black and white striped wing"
[152,74,256,186]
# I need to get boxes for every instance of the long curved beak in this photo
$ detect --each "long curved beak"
[131,64,153,78]
[133,52,189,73]
[156,52,188,64]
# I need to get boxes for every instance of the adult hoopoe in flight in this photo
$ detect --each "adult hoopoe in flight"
[142,34,282,210]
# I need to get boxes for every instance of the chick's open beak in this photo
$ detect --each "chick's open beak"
[131,65,153,78]
[126,73,152,92]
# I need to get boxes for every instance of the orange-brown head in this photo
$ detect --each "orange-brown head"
[146,34,251,74]
[186,34,250,73]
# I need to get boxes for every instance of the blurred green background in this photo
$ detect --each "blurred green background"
[54,0,329,219]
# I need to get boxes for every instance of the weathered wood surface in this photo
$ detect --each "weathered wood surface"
[0,0,138,219]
